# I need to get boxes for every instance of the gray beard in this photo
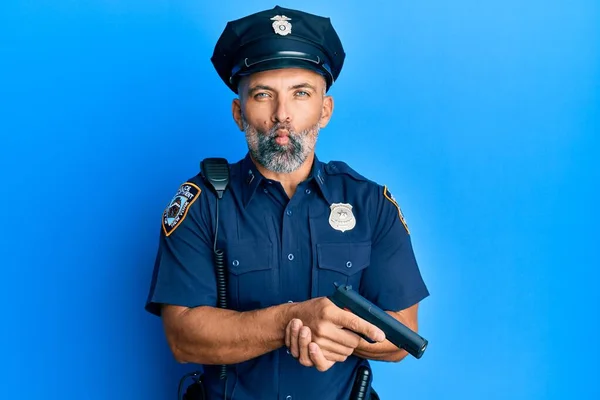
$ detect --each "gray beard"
[242,114,320,174]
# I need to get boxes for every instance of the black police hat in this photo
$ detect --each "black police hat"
[211,5,346,94]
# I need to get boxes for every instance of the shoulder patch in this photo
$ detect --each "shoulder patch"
[383,185,410,234]
[162,182,201,237]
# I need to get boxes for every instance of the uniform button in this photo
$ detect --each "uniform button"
[287,300,294,303]
[232,260,239,266]
[288,253,294,261]
[286,348,291,354]
[286,396,292,400]
[346,261,352,268]
[263,188,268,193]
[286,209,292,216]
[305,189,311,194]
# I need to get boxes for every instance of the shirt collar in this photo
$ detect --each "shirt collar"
[240,152,333,208]
[310,154,333,204]
[241,152,263,208]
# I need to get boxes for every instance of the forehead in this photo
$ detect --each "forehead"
[244,68,324,87]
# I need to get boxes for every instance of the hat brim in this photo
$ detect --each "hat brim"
[227,37,335,94]
[231,57,332,93]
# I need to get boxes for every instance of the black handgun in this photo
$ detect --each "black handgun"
[328,283,428,359]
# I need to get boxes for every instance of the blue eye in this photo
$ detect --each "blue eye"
[296,91,309,97]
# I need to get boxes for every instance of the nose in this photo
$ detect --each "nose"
[272,97,291,124]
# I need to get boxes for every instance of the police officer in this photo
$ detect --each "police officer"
[145,5,429,400]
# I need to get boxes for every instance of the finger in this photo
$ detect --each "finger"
[321,348,350,363]
[313,338,355,362]
[298,326,314,367]
[314,336,356,360]
[334,311,385,343]
[314,324,362,351]
[290,319,302,358]
[309,342,335,372]
[285,320,292,349]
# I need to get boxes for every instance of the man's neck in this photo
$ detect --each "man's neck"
[253,153,315,199]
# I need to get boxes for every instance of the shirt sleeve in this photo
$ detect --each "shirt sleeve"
[145,179,217,316]
[359,185,429,311]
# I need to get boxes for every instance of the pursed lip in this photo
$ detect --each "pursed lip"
[274,130,290,145]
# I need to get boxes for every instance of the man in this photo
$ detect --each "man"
[145,5,429,400]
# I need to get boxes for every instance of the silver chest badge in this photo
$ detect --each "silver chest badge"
[271,15,292,36]
[329,203,356,232]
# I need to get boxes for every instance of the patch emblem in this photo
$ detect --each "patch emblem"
[383,185,410,234]
[162,182,201,237]
[329,203,356,232]
[271,15,292,36]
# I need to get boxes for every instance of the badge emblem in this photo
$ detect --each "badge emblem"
[329,203,356,232]
[162,182,201,237]
[270,15,292,36]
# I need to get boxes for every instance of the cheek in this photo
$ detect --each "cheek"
[296,104,323,126]
[243,104,273,126]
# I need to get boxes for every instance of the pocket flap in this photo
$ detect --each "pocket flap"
[317,242,371,276]
[227,242,272,275]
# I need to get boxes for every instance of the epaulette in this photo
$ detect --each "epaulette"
[324,161,371,182]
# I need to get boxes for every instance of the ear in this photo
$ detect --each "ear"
[232,98,244,131]
[319,95,334,128]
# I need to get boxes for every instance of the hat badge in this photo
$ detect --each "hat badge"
[270,15,292,36]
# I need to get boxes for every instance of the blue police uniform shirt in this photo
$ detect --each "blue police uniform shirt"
[146,152,429,400]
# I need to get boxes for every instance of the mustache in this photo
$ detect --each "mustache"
[240,112,302,138]
[265,122,295,136]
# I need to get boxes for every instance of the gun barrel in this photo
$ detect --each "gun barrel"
[330,284,428,359]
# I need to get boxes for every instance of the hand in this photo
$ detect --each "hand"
[286,297,385,362]
[285,318,335,372]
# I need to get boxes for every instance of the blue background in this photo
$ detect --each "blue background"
[1,0,598,399]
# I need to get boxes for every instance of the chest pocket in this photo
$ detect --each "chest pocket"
[314,242,371,298]
[226,242,275,312]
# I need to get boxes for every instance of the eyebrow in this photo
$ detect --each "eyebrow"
[247,82,318,97]
[247,84,273,96]
[290,82,318,92]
